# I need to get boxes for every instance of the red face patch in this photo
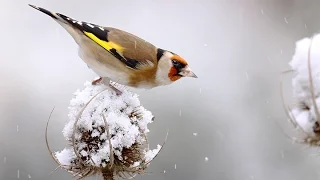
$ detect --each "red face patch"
[168,67,182,81]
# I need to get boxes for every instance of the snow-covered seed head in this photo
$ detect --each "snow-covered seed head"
[281,34,320,146]
[50,82,163,180]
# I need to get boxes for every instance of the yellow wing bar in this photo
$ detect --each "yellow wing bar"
[83,31,124,54]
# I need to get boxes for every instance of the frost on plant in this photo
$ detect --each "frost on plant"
[48,81,164,180]
[281,33,320,146]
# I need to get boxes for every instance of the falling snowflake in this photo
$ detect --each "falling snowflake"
[245,72,249,80]
[193,133,198,136]
[284,17,288,24]
[205,157,209,161]
[281,151,284,158]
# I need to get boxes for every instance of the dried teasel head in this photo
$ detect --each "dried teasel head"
[45,82,167,180]
[280,34,320,147]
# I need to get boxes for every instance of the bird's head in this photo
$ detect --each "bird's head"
[156,48,197,85]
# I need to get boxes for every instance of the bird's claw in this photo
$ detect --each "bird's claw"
[109,83,123,96]
[92,77,102,85]
[92,77,122,96]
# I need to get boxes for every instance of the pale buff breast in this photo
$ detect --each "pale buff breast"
[77,37,132,86]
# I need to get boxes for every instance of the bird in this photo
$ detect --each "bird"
[28,4,197,95]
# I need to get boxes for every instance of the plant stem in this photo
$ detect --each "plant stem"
[102,168,114,180]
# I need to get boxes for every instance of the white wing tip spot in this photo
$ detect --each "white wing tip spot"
[87,23,94,28]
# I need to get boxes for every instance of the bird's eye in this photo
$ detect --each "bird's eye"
[172,60,179,65]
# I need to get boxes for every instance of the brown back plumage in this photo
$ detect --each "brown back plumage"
[103,27,158,70]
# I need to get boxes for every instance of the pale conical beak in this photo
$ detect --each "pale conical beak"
[179,67,198,78]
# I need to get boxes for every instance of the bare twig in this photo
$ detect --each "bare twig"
[102,114,114,168]
[45,107,59,164]
[72,88,108,164]
[307,36,320,123]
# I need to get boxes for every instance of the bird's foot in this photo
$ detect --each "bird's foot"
[109,83,123,96]
[92,77,102,85]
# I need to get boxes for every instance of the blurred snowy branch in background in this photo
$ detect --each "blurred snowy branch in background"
[47,82,165,180]
[281,34,320,146]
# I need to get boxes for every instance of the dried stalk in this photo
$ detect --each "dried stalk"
[44,84,166,179]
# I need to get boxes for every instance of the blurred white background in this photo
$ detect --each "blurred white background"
[1,0,320,179]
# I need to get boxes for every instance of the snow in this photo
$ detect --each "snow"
[55,81,158,169]
[144,144,162,162]
[55,148,75,166]
[288,34,320,136]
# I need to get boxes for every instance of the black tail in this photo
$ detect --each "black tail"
[28,4,86,32]
[28,4,59,20]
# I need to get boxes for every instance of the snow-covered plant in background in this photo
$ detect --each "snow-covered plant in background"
[46,81,166,180]
[281,33,320,146]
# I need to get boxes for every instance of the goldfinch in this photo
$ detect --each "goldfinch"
[28,4,197,95]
